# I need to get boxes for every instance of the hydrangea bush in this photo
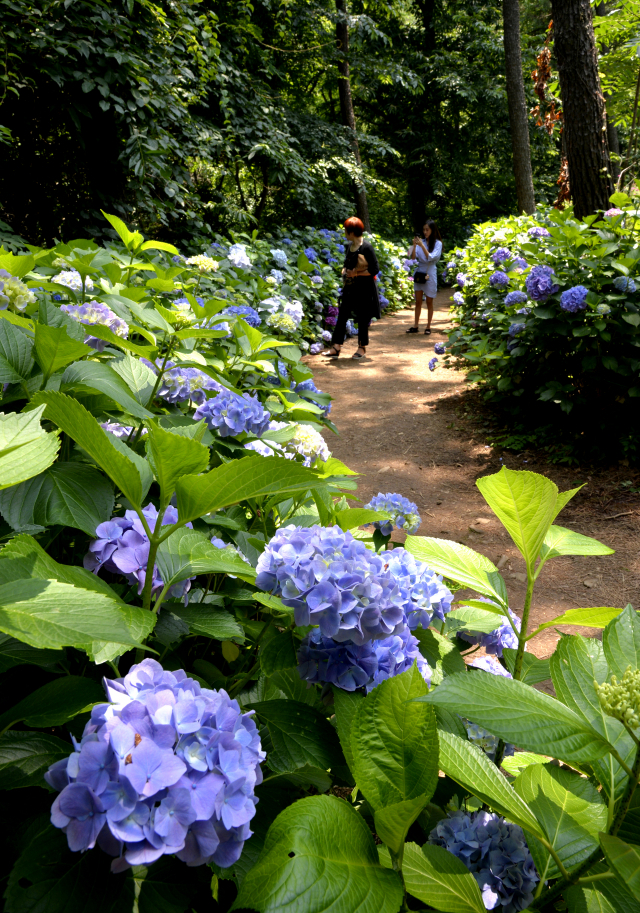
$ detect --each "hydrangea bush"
[0,211,637,913]
[445,192,640,463]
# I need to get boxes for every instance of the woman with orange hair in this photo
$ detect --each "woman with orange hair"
[320,216,380,360]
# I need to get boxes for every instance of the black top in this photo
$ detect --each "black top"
[343,239,379,276]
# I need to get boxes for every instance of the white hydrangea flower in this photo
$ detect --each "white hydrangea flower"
[266,312,297,333]
[186,254,218,272]
[52,269,94,292]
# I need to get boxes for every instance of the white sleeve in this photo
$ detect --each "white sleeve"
[428,240,442,264]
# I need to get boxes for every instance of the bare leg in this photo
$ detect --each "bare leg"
[413,289,423,328]
[426,296,434,329]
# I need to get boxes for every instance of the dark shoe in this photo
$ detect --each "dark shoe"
[406,326,419,334]
[424,327,432,335]
[352,348,366,360]
[321,346,341,357]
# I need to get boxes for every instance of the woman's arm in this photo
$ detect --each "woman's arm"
[428,239,442,264]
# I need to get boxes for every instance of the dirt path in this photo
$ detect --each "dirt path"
[310,289,640,660]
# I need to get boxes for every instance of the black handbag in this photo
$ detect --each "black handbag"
[414,271,427,284]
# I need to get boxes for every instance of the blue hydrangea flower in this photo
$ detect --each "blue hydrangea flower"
[221,305,261,328]
[512,258,528,271]
[52,268,94,293]
[508,322,525,337]
[453,292,465,306]
[528,226,550,238]
[470,655,512,677]
[46,659,264,870]
[84,505,192,601]
[384,547,453,628]
[428,810,538,911]
[269,269,284,284]
[256,525,408,644]
[365,492,421,537]
[504,291,527,307]
[446,260,456,271]
[429,357,438,372]
[560,285,589,313]
[304,247,317,262]
[457,607,521,657]
[270,249,288,268]
[490,271,510,289]
[146,361,222,406]
[463,720,515,761]
[491,248,511,264]
[194,390,271,438]
[614,276,636,293]
[310,342,324,354]
[434,342,445,355]
[282,238,292,246]
[526,265,559,301]
[60,301,128,351]
[100,422,148,439]
[456,273,466,288]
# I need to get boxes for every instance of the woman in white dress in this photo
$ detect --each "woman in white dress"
[406,219,442,335]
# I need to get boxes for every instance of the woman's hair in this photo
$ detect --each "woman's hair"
[423,219,442,252]
[344,216,365,237]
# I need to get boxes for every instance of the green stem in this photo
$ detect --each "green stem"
[389,847,408,912]
[577,872,616,885]
[513,572,535,681]
[141,507,170,611]
[611,742,640,836]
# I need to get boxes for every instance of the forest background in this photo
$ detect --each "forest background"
[1,0,636,251]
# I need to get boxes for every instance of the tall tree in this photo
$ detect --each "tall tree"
[502,0,535,214]
[550,0,613,218]
[335,0,370,229]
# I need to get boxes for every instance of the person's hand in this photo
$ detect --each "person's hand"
[413,236,420,245]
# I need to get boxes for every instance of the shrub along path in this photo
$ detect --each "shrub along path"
[311,289,640,662]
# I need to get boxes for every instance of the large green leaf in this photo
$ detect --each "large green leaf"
[0,675,103,732]
[176,455,324,523]
[33,323,91,378]
[260,630,297,675]
[0,635,61,673]
[145,420,209,502]
[110,351,157,404]
[35,392,143,506]
[514,763,607,880]
[61,360,154,419]
[232,795,403,913]
[251,700,343,774]
[437,731,545,839]
[402,842,486,913]
[414,627,466,682]
[502,649,550,685]
[420,672,614,765]
[0,578,146,652]
[0,318,33,382]
[530,606,624,638]
[0,461,114,535]
[537,525,614,575]
[604,604,640,677]
[566,861,640,913]
[170,603,244,642]
[550,635,635,801]
[445,606,507,635]
[335,507,390,531]
[476,467,558,571]
[155,528,256,590]
[350,665,438,852]
[404,535,508,608]
[332,687,363,780]
[0,732,71,788]
[600,834,640,900]
[0,406,60,489]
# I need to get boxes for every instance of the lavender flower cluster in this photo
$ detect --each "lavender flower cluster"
[491,248,511,264]
[525,265,558,301]
[45,659,264,870]
[456,273,466,288]
[304,247,317,263]
[84,505,193,602]
[365,492,421,537]
[142,360,222,406]
[61,301,129,351]
[528,226,550,238]
[504,291,527,307]
[52,268,94,292]
[221,305,261,328]
[560,285,588,313]
[490,271,510,289]
[429,810,538,911]
[194,390,271,438]
[453,291,465,306]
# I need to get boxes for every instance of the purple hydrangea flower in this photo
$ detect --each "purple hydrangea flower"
[157,365,223,406]
[508,322,525,337]
[456,273,466,288]
[60,301,129,352]
[384,547,453,628]
[365,492,421,537]
[604,207,623,218]
[528,226,550,238]
[194,390,271,438]
[429,357,438,372]
[526,265,559,301]
[512,258,528,271]
[457,607,521,657]
[100,422,148,439]
[434,342,445,355]
[220,305,261,328]
[304,247,317,262]
[560,285,589,313]
[428,810,538,911]
[470,655,512,677]
[491,248,511,264]
[504,291,527,307]
[293,378,332,417]
[614,276,636,293]
[453,292,464,306]
[46,660,264,870]
[490,271,510,289]
[256,525,407,644]
[84,505,193,601]
[310,342,323,354]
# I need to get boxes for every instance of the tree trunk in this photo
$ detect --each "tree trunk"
[595,2,620,180]
[550,0,613,218]
[502,0,535,214]
[335,0,370,230]
[406,0,437,232]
